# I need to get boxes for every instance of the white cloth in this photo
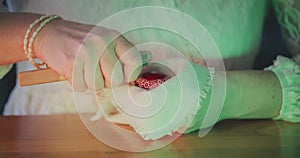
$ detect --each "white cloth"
[90,57,214,140]
[4,0,267,115]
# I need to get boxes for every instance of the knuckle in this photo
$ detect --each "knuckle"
[108,29,121,37]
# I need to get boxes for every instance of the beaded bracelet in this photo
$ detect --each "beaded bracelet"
[23,15,47,58]
[24,15,62,69]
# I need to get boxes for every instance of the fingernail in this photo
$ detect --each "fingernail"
[140,51,152,66]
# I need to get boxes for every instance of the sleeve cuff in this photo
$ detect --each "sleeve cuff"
[0,64,13,80]
[265,55,300,122]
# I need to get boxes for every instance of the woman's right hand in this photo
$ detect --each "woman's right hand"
[33,19,143,91]
[106,57,216,140]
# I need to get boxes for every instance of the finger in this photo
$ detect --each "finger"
[72,52,88,91]
[100,44,124,87]
[84,62,104,90]
[83,41,105,90]
[115,36,143,82]
[140,50,152,66]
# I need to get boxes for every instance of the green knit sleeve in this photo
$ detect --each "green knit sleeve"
[273,0,300,56]
[0,64,13,80]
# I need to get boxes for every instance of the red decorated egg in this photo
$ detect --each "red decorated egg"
[135,71,170,90]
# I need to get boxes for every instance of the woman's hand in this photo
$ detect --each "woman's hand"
[33,19,143,91]
[107,58,215,140]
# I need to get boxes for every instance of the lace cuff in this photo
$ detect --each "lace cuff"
[266,55,300,122]
[0,64,13,80]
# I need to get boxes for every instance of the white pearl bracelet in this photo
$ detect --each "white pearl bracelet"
[23,15,47,58]
[23,15,61,69]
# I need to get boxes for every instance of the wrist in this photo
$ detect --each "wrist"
[32,17,63,60]
[221,71,282,120]
[218,71,241,120]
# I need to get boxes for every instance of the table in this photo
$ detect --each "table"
[0,115,299,158]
